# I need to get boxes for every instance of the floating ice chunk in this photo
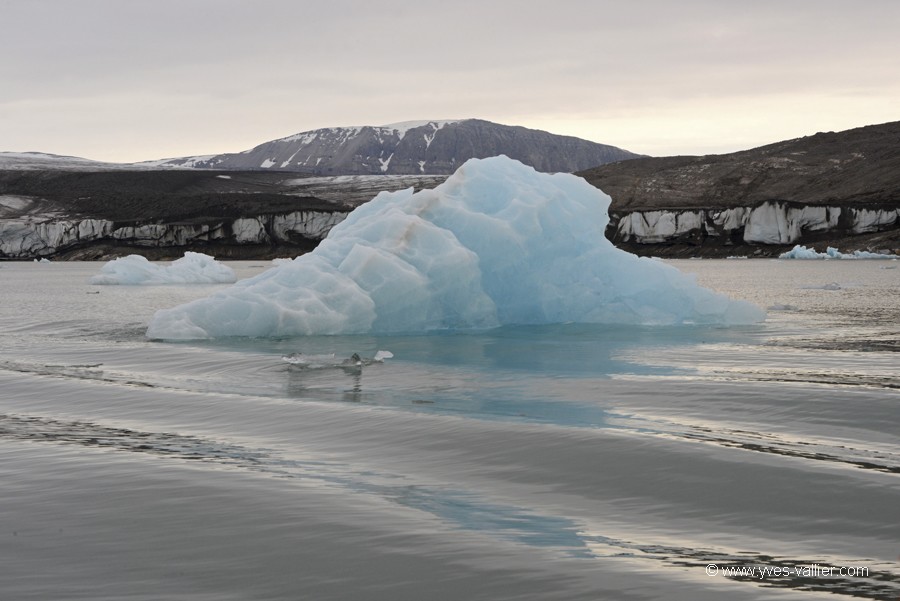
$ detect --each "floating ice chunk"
[779,245,824,259]
[373,350,394,362]
[848,250,898,259]
[90,252,236,285]
[779,244,898,259]
[801,282,843,290]
[147,157,764,339]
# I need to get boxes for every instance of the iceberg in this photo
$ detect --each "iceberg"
[147,157,764,339]
[779,244,898,260]
[90,252,236,285]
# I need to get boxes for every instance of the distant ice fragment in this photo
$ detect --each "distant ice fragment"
[90,252,236,285]
[801,282,843,290]
[147,156,765,339]
[779,244,898,259]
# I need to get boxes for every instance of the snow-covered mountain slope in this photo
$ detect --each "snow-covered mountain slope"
[155,119,641,174]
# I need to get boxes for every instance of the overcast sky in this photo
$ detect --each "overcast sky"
[2,0,898,163]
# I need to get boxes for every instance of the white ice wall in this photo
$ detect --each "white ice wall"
[614,201,890,245]
[0,211,347,258]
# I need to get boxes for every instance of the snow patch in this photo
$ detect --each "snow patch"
[137,155,219,169]
[380,120,461,140]
[278,131,319,145]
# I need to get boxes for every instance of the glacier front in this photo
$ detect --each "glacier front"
[146,156,764,339]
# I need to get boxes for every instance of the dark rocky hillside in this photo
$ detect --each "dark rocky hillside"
[0,170,332,222]
[0,170,445,260]
[578,121,900,256]
[579,121,900,211]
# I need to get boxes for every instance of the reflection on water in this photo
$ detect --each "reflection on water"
[1,260,899,601]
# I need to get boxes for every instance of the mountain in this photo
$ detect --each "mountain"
[577,120,900,255]
[153,119,641,174]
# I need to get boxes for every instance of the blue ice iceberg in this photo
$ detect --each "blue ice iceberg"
[147,157,764,339]
[91,252,236,285]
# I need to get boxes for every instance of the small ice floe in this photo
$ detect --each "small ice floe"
[89,252,236,285]
[271,258,294,266]
[281,351,393,369]
[779,245,898,260]
[35,257,51,263]
[801,282,842,290]
[726,256,748,260]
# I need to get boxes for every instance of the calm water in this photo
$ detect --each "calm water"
[1,259,898,600]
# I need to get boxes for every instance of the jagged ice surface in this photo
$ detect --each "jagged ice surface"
[90,252,236,285]
[147,157,764,339]
[779,244,898,260]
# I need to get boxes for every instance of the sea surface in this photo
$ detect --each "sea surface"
[1,259,898,600]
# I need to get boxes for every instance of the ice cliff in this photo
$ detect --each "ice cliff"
[0,209,345,259]
[146,157,764,339]
[613,203,898,245]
